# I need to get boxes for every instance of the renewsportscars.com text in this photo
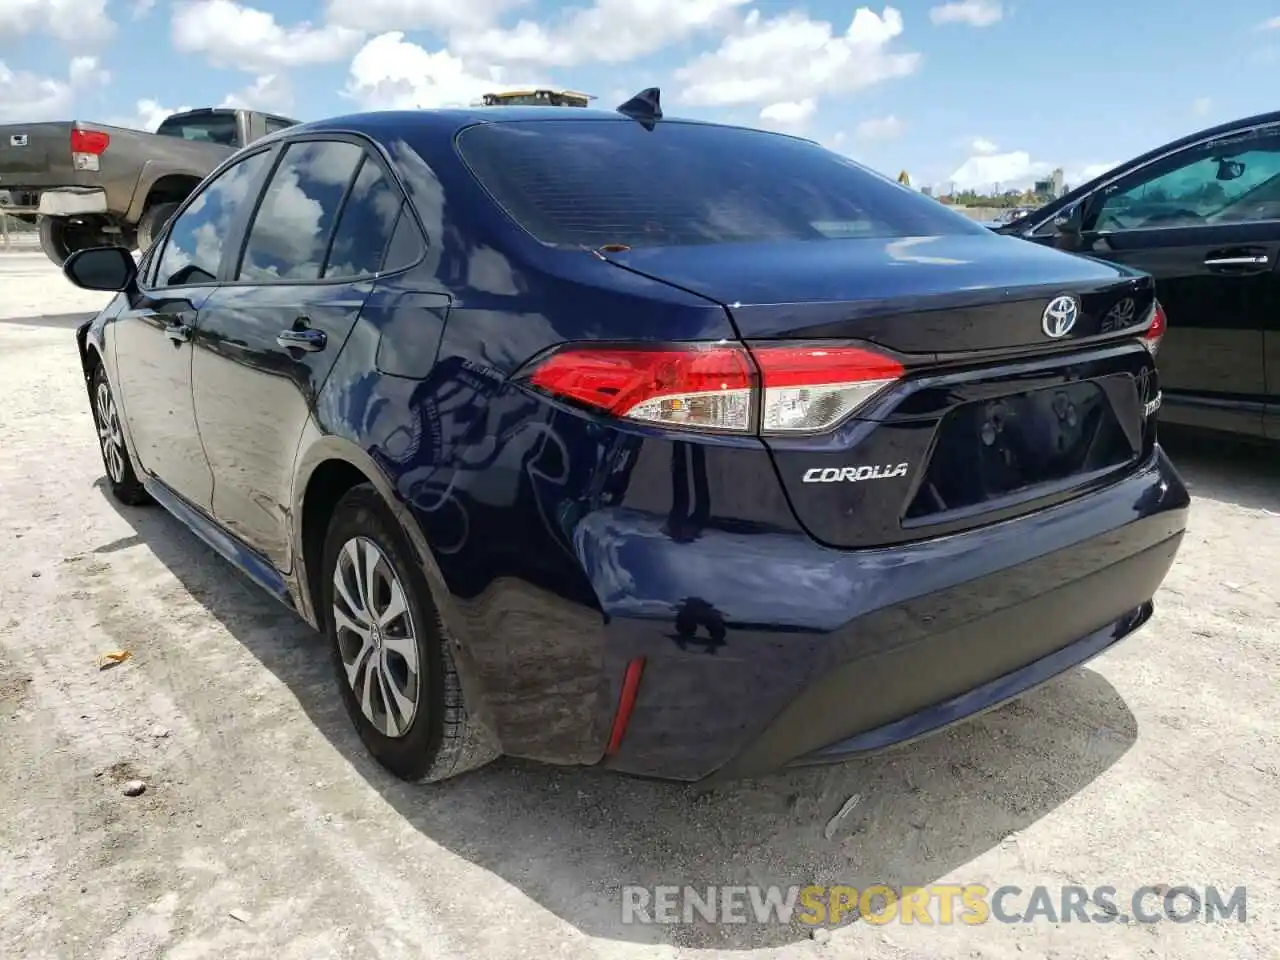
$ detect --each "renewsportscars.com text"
[620,884,1247,926]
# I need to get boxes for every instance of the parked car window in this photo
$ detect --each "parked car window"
[152,149,271,288]
[322,155,408,278]
[1091,128,1280,231]
[382,205,427,272]
[237,140,364,282]
[453,119,987,249]
[155,113,240,147]
[264,117,294,135]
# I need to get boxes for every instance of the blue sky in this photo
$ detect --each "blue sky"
[3,0,1280,192]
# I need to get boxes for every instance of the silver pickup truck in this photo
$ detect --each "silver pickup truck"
[0,107,297,265]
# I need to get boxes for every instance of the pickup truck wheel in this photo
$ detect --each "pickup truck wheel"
[136,202,181,253]
[37,216,112,268]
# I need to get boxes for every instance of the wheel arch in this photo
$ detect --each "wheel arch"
[291,430,498,741]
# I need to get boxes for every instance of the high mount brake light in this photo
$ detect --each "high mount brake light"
[1142,300,1167,355]
[519,341,905,434]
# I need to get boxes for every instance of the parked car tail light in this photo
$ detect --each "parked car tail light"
[70,129,110,173]
[518,341,904,435]
[753,344,905,434]
[1142,300,1167,355]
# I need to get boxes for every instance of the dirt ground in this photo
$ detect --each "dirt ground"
[1,250,1276,960]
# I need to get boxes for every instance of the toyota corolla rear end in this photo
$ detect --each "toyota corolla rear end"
[447,115,1190,782]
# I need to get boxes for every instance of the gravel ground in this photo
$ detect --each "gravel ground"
[1,250,1276,960]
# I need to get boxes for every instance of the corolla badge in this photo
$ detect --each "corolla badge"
[802,463,909,483]
[1041,295,1080,339]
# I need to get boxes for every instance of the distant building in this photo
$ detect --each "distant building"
[1032,167,1066,201]
[920,185,933,197]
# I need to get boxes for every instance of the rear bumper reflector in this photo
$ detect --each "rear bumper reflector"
[605,657,646,756]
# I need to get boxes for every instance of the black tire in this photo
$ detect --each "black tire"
[90,364,151,506]
[135,202,180,253]
[38,216,113,268]
[321,484,498,783]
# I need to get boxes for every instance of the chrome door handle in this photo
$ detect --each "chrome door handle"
[1204,255,1268,266]
[163,323,191,343]
[276,327,327,352]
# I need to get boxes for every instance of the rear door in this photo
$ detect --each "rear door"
[190,136,407,570]
[1026,124,1280,439]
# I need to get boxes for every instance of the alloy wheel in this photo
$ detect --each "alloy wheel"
[95,380,126,484]
[332,536,421,738]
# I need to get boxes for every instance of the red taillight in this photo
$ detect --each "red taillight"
[70,129,110,155]
[1142,300,1167,354]
[519,340,904,435]
[752,344,905,434]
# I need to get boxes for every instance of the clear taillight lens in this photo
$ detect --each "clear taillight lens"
[518,340,905,435]
[752,344,905,434]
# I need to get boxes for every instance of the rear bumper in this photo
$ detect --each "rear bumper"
[37,187,108,218]
[586,445,1189,782]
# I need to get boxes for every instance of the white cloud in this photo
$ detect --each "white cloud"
[1190,96,1212,118]
[132,0,156,17]
[0,57,107,122]
[325,0,523,33]
[172,0,365,72]
[759,98,815,124]
[0,0,114,45]
[345,31,534,109]
[855,114,904,139]
[222,74,295,115]
[68,55,109,87]
[929,1,1002,27]
[452,0,750,67]
[676,6,920,107]
[1260,16,1280,30]
[971,136,998,154]
[947,149,1118,192]
[104,99,196,132]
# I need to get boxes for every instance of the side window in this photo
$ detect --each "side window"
[1090,129,1280,232]
[382,205,427,273]
[323,156,415,279]
[153,149,271,288]
[264,117,294,134]
[237,140,364,282]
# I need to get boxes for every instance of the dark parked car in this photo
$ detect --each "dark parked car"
[997,111,1280,441]
[63,98,1189,785]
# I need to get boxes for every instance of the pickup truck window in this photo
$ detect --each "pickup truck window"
[154,150,272,288]
[264,117,294,135]
[238,139,365,281]
[156,113,239,148]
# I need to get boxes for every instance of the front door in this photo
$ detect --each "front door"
[112,148,275,510]
[191,137,411,570]
[1029,123,1280,439]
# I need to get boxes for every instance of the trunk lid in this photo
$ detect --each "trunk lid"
[601,234,1161,550]
[601,233,1155,353]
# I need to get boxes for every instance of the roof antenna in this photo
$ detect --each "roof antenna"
[616,87,663,130]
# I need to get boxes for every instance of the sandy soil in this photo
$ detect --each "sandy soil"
[1,250,1277,960]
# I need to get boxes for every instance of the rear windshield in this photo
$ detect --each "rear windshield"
[155,114,239,147]
[454,119,987,248]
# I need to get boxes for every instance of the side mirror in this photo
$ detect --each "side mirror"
[62,246,137,292]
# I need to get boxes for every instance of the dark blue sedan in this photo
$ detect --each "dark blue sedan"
[63,92,1189,784]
